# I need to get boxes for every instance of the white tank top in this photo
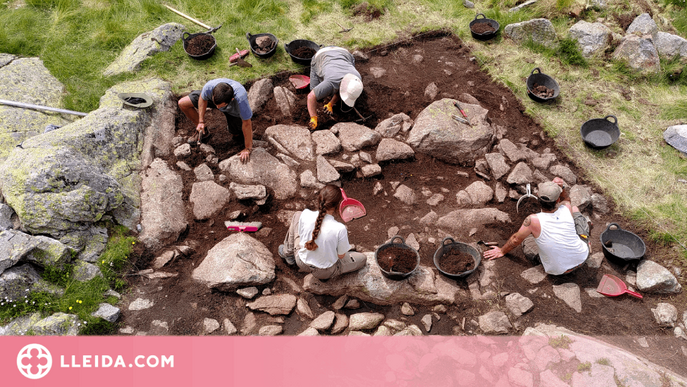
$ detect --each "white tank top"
[534,205,589,275]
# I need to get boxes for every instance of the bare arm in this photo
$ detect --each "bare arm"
[307,91,318,118]
[239,119,253,163]
[197,97,208,133]
[483,215,534,260]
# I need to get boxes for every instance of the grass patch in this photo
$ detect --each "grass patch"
[0,224,134,333]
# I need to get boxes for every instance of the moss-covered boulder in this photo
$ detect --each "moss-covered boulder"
[0,55,73,162]
[0,79,176,249]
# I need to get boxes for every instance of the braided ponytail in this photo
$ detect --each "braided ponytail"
[304,185,343,251]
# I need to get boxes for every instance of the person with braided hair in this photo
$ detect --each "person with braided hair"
[279,185,367,280]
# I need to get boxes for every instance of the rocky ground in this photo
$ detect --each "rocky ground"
[114,33,687,377]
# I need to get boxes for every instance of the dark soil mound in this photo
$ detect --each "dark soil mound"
[532,83,555,99]
[185,34,215,56]
[292,46,316,59]
[377,246,418,273]
[438,247,475,274]
[471,23,496,34]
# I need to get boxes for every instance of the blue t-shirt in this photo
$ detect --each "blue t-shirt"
[200,78,252,120]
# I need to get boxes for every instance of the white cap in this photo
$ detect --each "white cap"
[340,73,363,107]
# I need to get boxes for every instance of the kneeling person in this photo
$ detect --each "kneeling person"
[483,178,590,275]
[178,78,253,163]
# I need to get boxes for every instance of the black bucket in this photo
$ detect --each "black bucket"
[433,237,481,279]
[246,32,278,59]
[581,115,620,149]
[182,32,216,60]
[600,223,646,263]
[526,68,560,102]
[375,235,420,280]
[285,39,321,66]
[469,13,500,41]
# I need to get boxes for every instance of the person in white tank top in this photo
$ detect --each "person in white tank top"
[483,178,591,275]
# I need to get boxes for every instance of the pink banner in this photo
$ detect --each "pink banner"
[0,335,674,386]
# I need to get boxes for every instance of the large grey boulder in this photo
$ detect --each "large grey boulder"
[73,261,103,281]
[0,56,72,160]
[0,264,64,301]
[478,311,512,334]
[273,86,297,117]
[464,181,494,206]
[626,13,658,42]
[612,35,660,73]
[316,155,340,183]
[485,152,510,180]
[312,130,342,156]
[655,32,687,60]
[437,209,510,231]
[0,229,38,274]
[504,19,557,48]
[552,283,582,313]
[31,313,80,336]
[103,23,185,76]
[220,148,298,200]
[335,122,382,152]
[407,99,492,165]
[663,125,687,156]
[247,78,273,114]
[189,181,231,220]
[376,138,414,162]
[569,21,612,58]
[0,78,177,243]
[26,235,73,269]
[303,254,462,306]
[264,124,315,161]
[139,158,187,251]
[0,313,42,335]
[192,233,275,291]
[636,260,682,294]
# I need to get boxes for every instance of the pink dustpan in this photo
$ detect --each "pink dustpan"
[596,274,643,299]
[289,74,310,89]
[339,188,366,223]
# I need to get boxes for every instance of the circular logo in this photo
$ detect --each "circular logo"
[17,344,52,380]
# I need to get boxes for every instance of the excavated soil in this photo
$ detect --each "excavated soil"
[185,34,215,56]
[121,31,687,376]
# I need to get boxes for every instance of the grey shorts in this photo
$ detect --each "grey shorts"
[572,212,590,238]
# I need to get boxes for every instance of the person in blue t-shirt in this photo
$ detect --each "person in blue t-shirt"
[178,78,253,163]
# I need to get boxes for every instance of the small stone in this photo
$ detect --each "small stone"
[401,302,415,316]
[421,314,432,332]
[333,295,348,310]
[236,287,259,299]
[203,318,220,334]
[344,299,361,309]
[223,318,238,335]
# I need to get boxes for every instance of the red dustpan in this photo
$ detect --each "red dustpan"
[289,74,310,89]
[339,188,366,223]
[596,274,643,299]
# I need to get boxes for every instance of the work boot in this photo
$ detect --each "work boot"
[278,244,295,265]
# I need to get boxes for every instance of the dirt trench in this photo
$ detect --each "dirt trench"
[120,31,687,377]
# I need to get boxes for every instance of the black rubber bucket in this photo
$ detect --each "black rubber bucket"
[182,32,216,60]
[526,68,560,102]
[375,235,420,280]
[581,115,620,149]
[600,223,646,263]
[246,32,278,59]
[469,13,500,41]
[285,39,321,66]
[433,237,481,279]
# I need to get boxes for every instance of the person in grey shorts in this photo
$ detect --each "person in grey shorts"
[483,178,591,275]
[178,78,253,163]
[279,185,367,280]
[307,46,363,130]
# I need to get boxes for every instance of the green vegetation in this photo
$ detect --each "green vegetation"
[549,334,573,349]
[578,361,592,372]
[0,224,133,333]
[596,358,611,366]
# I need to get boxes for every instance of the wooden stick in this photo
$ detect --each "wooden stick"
[164,4,212,30]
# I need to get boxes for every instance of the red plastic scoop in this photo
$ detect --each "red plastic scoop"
[289,75,310,90]
[596,274,643,299]
[339,188,366,223]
